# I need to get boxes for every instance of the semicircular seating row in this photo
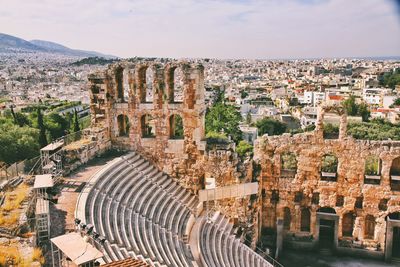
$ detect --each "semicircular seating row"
[199,211,275,267]
[83,152,200,267]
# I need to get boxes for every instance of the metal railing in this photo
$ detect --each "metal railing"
[242,235,284,267]
[0,156,42,184]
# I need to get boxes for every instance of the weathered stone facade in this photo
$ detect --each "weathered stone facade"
[88,61,206,191]
[254,105,400,260]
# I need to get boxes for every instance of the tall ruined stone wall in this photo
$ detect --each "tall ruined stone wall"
[87,61,206,191]
[254,107,400,254]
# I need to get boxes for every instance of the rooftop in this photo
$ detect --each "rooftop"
[33,174,54,189]
[102,258,149,267]
[50,232,103,266]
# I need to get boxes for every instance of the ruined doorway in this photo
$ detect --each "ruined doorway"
[385,212,400,261]
[319,219,335,249]
[316,210,339,251]
[393,227,400,258]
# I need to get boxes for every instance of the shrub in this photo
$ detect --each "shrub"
[236,141,253,157]
[206,131,229,144]
[255,118,287,136]
[32,248,45,265]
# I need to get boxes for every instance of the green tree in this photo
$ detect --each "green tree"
[214,86,225,104]
[236,140,253,157]
[37,107,48,148]
[240,90,249,99]
[342,95,358,116]
[390,98,400,107]
[0,124,40,164]
[45,112,69,140]
[205,103,242,143]
[73,109,80,132]
[357,102,370,122]
[10,106,16,124]
[65,112,73,130]
[347,120,400,140]
[381,69,400,89]
[10,107,31,127]
[255,118,287,136]
[15,112,31,127]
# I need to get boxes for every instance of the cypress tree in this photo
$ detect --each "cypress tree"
[10,106,17,124]
[73,109,80,132]
[37,107,48,148]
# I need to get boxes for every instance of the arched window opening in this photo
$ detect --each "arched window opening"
[123,69,130,101]
[301,208,311,232]
[117,114,129,137]
[169,114,184,139]
[364,156,381,185]
[342,212,355,237]
[364,215,375,239]
[141,114,155,138]
[280,153,297,178]
[115,67,124,101]
[145,67,154,103]
[172,67,184,103]
[390,157,400,191]
[139,66,154,103]
[321,154,338,181]
[283,207,291,230]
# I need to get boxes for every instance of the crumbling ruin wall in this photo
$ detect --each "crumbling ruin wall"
[63,127,111,174]
[254,105,400,255]
[88,61,206,192]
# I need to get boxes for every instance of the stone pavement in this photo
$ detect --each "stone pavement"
[50,151,124,237]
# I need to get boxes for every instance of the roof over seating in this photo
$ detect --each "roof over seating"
[50,232,103,265]
[33,174,54,189]
[102,258,150,267]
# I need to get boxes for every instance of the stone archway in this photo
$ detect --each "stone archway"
[315,105,348,140]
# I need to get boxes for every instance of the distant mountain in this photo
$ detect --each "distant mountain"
[0,33,45,51]
[0,33,116,58]
[30,39,116,58]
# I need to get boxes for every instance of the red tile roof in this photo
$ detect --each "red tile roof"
[328,95,343,101]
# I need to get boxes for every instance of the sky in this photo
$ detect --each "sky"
[0,0,400,59]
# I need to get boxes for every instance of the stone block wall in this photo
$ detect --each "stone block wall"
[87,60,206,192]
[63,127,111,175]
[254,107,400,256]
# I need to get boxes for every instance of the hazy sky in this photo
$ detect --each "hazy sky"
[1,0,400,59]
